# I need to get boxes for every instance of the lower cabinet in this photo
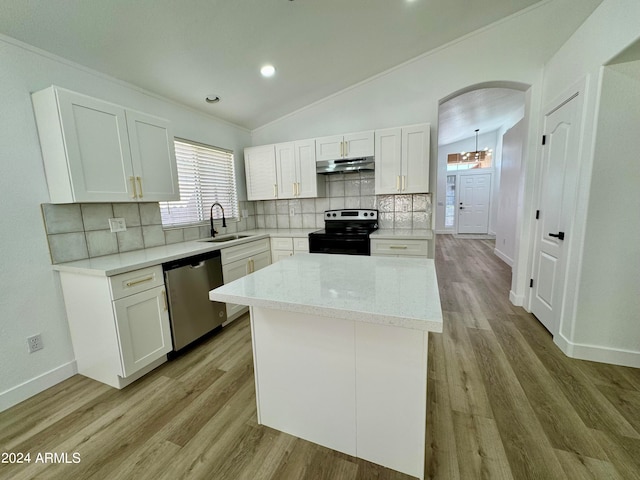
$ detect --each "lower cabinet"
[60,265,172,389]
[271,236,309,262]
[370,238,429,258]
[221,238,272,322]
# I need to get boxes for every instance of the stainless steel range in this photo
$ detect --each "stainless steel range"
[308,209,378,255]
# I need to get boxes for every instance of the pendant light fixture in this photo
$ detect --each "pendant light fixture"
[461,129,489,162]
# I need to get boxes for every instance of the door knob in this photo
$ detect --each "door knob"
[549,231,565,240]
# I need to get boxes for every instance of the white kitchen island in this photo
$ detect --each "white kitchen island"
[209,253,443,479]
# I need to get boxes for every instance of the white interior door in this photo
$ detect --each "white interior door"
[530,94,580,334]
[457,173,491,234]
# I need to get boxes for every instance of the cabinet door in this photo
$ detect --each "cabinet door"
[252,250,272,271]
[245,145,277,200]
[222,257,252,318]
[295,139,319,198]
[271,250,293,262]
[275,142,297,199]
[113,286,172,377]
[56,89,135,202]
[374,127,402,194]
[315,135,344,161]
[126,110,180,201]
[402,124,430,194]
[344,131,374,159]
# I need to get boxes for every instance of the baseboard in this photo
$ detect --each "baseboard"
[0,361,77,412]
[493,248,514,267]
[554,334,640,368]
[509,290,524,306]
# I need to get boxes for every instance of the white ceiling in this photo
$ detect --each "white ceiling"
[0,0,550,130]
[438,88,526,146]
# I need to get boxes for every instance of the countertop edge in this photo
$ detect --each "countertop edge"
[208,292,443,333]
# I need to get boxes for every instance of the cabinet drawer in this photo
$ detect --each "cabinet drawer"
[110,265,164,300]
[293,237,309,252]
[370,239,428,257]
[221,238,270,264]
[271,237,294,250]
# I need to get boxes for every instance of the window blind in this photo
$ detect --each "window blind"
[160,139,238,227]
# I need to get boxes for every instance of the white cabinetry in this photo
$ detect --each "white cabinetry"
[316,131,374,161]
[371,238,429,258]
[221,238,271,321]
[375,124,430,194]
[59,265,172,388]
[245,145,278,201]
[32,86,179,203]
[275,140,325,199]
[270,236,309,262]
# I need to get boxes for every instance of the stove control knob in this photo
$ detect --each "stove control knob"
[332,213,337,217]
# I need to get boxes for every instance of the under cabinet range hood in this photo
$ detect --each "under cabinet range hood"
[316,157,375,174]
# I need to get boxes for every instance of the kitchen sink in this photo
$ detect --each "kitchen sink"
[199,234,253,243]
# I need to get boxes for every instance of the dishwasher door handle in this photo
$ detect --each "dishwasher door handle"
[189,261,206,268]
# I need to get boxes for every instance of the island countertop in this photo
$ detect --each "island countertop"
[209,253,443,332]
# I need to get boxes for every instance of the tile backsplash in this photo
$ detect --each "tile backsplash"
[254,171,431,230]
[42,202,256,264]
[42,172,431,264]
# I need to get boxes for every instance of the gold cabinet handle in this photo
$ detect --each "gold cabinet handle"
[401,175,406,191]
[344,141,348,158]
[296,182,300,196]
[136,176,143,198]
[125,276,154,287]
[273,184,277,198]
[162,289,168,311]
[251,259,255,272]
[340,141,344,158]
[293,182,296,196]
[389,245,408,249]
[130,176,137,199]
[396,176,400,192]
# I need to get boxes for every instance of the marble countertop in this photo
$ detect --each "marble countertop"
[52,233,271,276]
[209,253,443,332]
[51,227,433,277]
[371,229,433,240]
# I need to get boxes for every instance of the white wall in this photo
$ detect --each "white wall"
[495,119,526,266]
[538,0,640,366]
[573,62,640,356]
[0,36,251,410]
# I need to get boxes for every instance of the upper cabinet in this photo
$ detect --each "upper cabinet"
[32,86,179,203]
[375,124,430,195]
[315,131,374,161]
[245,144,277,201]
[275,139,325,199]
[246,139,324,201]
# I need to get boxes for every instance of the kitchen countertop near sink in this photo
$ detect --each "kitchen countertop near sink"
[51,227,432,277]
[52,233,271,277]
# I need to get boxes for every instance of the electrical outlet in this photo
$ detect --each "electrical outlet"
[109,217,126,233]
[289,207,295,216]
[242,209,249,218]
[27,334,43,353]
[402,204,409,213]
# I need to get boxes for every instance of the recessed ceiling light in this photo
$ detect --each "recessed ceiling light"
[205,95,220,104]
[260,65,276,77]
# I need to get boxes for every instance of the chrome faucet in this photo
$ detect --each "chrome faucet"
[210,202,227,237]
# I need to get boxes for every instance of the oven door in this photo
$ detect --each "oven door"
[308,233,370,255]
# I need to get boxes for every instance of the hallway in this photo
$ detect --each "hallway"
[428,235,640,479]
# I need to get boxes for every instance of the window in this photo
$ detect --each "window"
[160,139,238,227]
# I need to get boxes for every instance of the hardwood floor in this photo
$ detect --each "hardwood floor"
[1,235,639,479]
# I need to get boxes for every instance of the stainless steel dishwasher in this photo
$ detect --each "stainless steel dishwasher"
[163,250,226,351]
